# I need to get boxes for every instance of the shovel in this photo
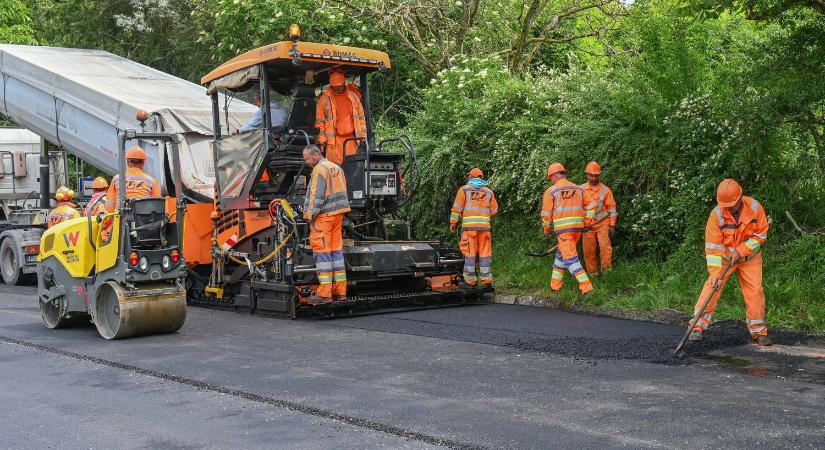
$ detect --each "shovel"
[525,216,609,258]
[673,257,735,355]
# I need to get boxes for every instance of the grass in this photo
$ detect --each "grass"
[490,225,825,335]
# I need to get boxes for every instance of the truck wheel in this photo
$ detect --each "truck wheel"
[1,238,27,286]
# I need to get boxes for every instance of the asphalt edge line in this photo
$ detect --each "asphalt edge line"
[0,335,485,450]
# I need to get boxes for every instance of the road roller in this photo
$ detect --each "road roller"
[37,130,187,339]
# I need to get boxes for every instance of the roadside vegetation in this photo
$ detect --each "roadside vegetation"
[2,0,824,332]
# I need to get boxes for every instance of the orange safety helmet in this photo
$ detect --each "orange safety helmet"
[55,186,74,202]
[468,167,484,179]
[329,69,346,87]
[585,161,602,175]
[126,145,147,161]
[92,176,109,190]
[716,178,743,208]
[546,162,566,180]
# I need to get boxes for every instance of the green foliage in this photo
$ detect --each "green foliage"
[0,0,37,44]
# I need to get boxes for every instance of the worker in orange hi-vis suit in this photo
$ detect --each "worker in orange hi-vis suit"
[104,145,161,212]
[302,144,352,303]
[689,179,772,346]
[84,177,109,218]
[580,161,618,275]
[541,163,593,294]
[46,187,81,228]
[449,168,499,286]
[314,68,367,165]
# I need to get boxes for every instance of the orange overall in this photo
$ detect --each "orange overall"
[693,196,769,337]
[450,183,498,285]
[104,167,161,212]
[315,86,367,165]
[304,159,352,299]
[581,182,617,273]
[46,202,81,228]
[541,178,592,294]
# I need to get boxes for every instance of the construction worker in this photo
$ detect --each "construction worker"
[314,68,367,165]
[232,93,288,135]
[581,161,617,275]
[302,144,351,303]
[84,177,109,217]
[46,186,81,228]
[690,179,771,346]
[541,163,593,294]
[105,145,161,212]
[449,168,499,287]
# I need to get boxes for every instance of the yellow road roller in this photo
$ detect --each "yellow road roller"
[37,129,187,339]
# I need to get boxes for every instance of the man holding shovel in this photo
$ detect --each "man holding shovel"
[689,179,771,346]
[450,168,498,287]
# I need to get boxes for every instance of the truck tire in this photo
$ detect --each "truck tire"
[1,238,30,286]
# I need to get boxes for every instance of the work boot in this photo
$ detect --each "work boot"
[688,330,703,342]
[306,295,333,305]
[333,295,348,302]
[754,335,773,347]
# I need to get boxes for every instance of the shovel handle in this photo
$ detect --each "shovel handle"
[674,258,735,354]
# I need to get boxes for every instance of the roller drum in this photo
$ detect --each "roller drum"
[93,281,186,339]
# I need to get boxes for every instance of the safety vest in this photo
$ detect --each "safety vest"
[541,178,585,234]
[450,184,498,231]
[303,159,351,221]
[47,202,81,228]
[315,87,367,148]
[704,196,769,271]
[85,192,107,217]
[581,182,617,226]
[105,167,161,211]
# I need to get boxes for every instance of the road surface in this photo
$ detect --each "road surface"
[1,285,823,449]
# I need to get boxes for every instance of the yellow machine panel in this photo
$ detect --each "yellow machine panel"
[38,216,97,278]
[95,214,121,272]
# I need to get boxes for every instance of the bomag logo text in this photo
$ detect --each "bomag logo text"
[322,49,358,59]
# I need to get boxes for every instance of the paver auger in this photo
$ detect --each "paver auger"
[37,130,187,339]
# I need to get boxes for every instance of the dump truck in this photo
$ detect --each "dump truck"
[0,27,487,325]
[0,128,64,285]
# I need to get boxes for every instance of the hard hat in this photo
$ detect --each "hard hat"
[92,177,109,190]
[546,162,566,180]
[468,168,484,179]
[585,161,602,175]
[126,145,147,160]
[716,178,743,208]
[329,69,346,87]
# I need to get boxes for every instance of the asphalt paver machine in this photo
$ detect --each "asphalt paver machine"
[37,129,187,338]
[189,26,485,316]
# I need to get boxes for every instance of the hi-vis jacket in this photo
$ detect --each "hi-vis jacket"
[450,184,499,231]
[85,192,107,217]
[581,182,617,227]
[303,159,351,221]
[105,167,161,212]
[315,88,367,148]
[704,196,769,274]
[541,178,585,234]
[47,202,81,228]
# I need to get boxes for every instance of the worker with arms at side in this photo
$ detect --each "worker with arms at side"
[581,161,617,275]
[315,68,367,165]
[541,163,593,294]
[302,144,352,304]
[450,168,498,287]
[84,177,109,217]
[689,179,772,346]
[232,92,288,135]
[46,186,81,228]
[105,146,161,212]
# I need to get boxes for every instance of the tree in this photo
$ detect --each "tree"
[0,0,38,45]
[683,0,825,19]
[337,0,626,76]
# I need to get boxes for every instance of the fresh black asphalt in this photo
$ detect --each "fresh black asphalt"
[1,285,823,449]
